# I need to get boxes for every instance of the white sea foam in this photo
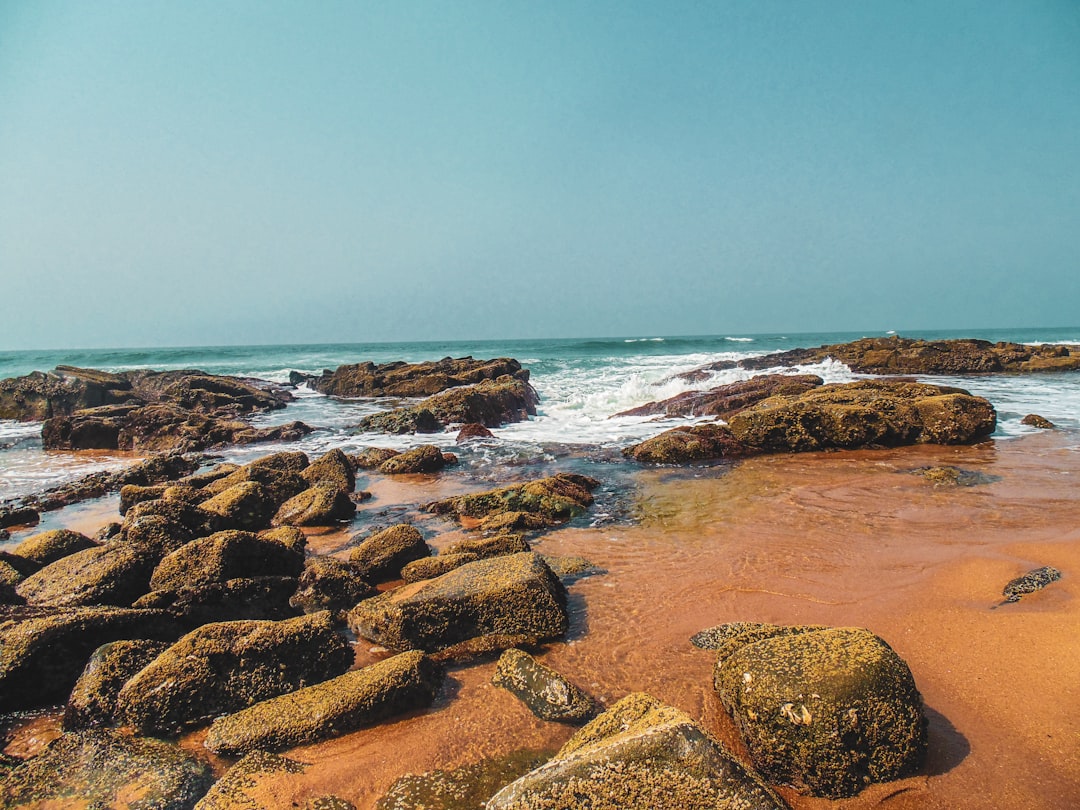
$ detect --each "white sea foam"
[725,337,754,342]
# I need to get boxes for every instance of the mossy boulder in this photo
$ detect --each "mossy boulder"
[204,459,310,507]
[272,485,357,526]
[122,513,197,558]
[115,611,353,735]
[360,376,539,434]
[302,448,356,493]
[444,532,531,559]
[135,576,301,629]
[205,650,443,755]
[290,557,377,615]
[16,543,158,607]
[351,447,400,469]
[713,625,927,798]
[377,750,552,810]
[198,481,274,531]
[492,649,599,724]
[149,530,304,592]
[63,639,170,729]
[193,751,306,810]
[301,356,529,398]
[257,525,307,553]
[349,524,430,582]
[488,692,786,809]
[427,473,599,524]
[1021,413,1055,429]
[477,510,553,534]
[0,606,180,711]
[0,729,213,810]
[9,529,96,568]
[119,483,170,514]
[616,373,824,419]
[122,496,220,541]
[348,552,568,660]
[624,423,753,464]
[377,444,452,474]
[400,552,479,583]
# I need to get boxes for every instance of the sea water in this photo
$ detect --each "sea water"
[1,328,1078,501]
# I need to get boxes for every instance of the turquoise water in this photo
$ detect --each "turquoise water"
[2,328,1078,501]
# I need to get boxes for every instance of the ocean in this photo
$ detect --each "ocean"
[2,327,1078,503]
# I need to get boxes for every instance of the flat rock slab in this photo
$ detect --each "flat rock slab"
[0,729,213,810]
[488,692,786,809]
[348,552,568,659]
[205,650,443,755]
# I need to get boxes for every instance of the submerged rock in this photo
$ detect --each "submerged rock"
[492,649,599,724]
[377,749,553,810]
[713,625,927,798]
[63,639,170,729]
[444,533,531,559]
[457,422,495,441]
[115,611,353,735]
[0,729,213,810]
[487,692,786,809]
[205,650,444,755]
[427,474,599,524]
[378,444,453,474]
[1001,565,1062,603]
[193,751,306,810]
[348,552,568,660]
[912,466,1000,487]
[1021,413,1056,429]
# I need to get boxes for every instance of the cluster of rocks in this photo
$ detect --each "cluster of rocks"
[293,356,530,397]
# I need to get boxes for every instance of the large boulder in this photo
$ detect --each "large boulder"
[400,553,479,584]
[272,485,357,526]
[299,356,529,398]
[348,552,568,659]
[16,543,158,607]
[713,624,927,798]
[427,474,599,525]
[616,374,824,419]
[63,639,171,729]
[0,366,134,421]
[149,530,305,593]
[0,729,213,810]
[302,448,355,493]
[349,524,430,582]
[198,481,274,531]
[487,693,787,809]
[290,558,376,615]
[135,576,301,629]
[492,649,598,724]
[8,529,97,568]
[0,606,180,711]
[624,423,753,464]
[205,650,443,755]
[377,444,451,474]
[360,376,539,434]
[115,611,353,735]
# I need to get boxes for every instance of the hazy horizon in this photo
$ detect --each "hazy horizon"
[2,2,1079,351]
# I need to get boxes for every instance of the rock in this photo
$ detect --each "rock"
[198,481,274,531]
[912,466,999,487]
[427,474,600,524]
[63,639,170,729]
[539,555,601,581]
[400,553,479,583]
[0,551,39,578]
[348,552,568,659]
[1002,565,1062,603]
[122,496,221,540]
[273,485,357,526]
[377,444,450,474]
[477,511,553,534]
[119,483,170,514]
[179,462,241,487]
[713,625,927,798]
[349,524,430,582]
[115,611,353,735]
[16,543,158,607]
[9,529,96,567]
[135,576,300,629]
[122,513,197,557]
[257,525,308,553]
[149,530,305,592]
[615,374,824,419]
[360,376,538,434]
[302,448,356,493]
[1021,413,1056,429]
[307,798,356,810]
[492,649,598,724]
[457,423,495,441]
[0,506,39,529]
[94,522,123,541]
[205,650,444,755]
[193,751,306,809]
[302,356,529,398]
[444,533,531,559]
[0,729,213,809]
[625,423,753,464]
[0,559,25,604]
[290,558,376,615]
[690,621,781,650]
[204,461,309,507]
[0,606,179,711]
[351,447,400,469]
[487,692,786,809]
[376,750,552,810]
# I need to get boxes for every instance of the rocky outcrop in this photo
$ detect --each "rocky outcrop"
[735,336,1080,374]
[297,356,529,398]
[0,606,179,711]
[0,729,213,810]
[616,374,824,419]
[712,624,927,798]
[1021,413,1055,429]
[377,444,454,474]
[348,552,568,660]
[427,474,599,525]
[349,524,430,582]
[205,651,444,755]
[623,423,753,464]
[115,612,353,735]
[492,649,598,724]
[487,693,786,809]
[351,447,400,469]
[63,639,170,729]
[359,376,539,434]
[456,423,495,441]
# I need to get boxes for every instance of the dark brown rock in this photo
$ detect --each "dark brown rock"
[16,543,158,607]
[290,557,376,615]
[616,374,824,419]
[400,553,479,583]
[302,448,356,493]
[1021,413,1055,429]
[135,576,301,629]
[351,447,400,469]
[272,485,357,526]
[349,524,430,582]
[427,473,600,524]
[63,639,170,729]
[360,376,539,434]
[9,529,96,568]
[492,648,599,724]
[0,506,39,530]
[377,444,449,474]
[199,481,275,530]
[456,423,495,441]
[149,530,304,592]
[302,356,529,398]
[624,423,754,464]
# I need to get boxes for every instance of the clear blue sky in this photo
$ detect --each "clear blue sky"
[1,1,1078,349]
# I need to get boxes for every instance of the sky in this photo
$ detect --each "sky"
[1,1,1078,350]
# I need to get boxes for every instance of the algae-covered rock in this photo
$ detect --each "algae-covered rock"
[10,529,97,568]
[349,524,430,582]
[488,692,787,809]
[617,373,824,419]
[400,552,479,583]
[691,621,785,650]
[64,639,170,729]
[1002,565,1062,603]
[348,552,568,659]
[302,356,529,398]
[0,606,180,711]
[205,650,443,755]
[427,474,599,524]
[272,485,357,526]
[378,444,451,474]
[16,543,158,607]
[351,447,401,469]
[0,729,213,810]
[1021,413,1055,429]
[290,557,376,615]
[623,423,753,464]
[477,511,553,534]
[302,448,356,493]
[193,751,307,809]
[122,513,197,558]
[198,481,274,531]
[119,483,170,514]
[115,611,353,735]
[203,461,310,508]
[539,555,600,581]
[360,376,538,434]
[149,530,304,592]
[135,576,300,629]
[444,532,531,559]
[257,525,308,553]
[493,649,598,724]
[713,626,927,798]
[377,750,552,810]
[912,466,999,487]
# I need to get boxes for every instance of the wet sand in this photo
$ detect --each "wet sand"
[5,432,1080,808]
